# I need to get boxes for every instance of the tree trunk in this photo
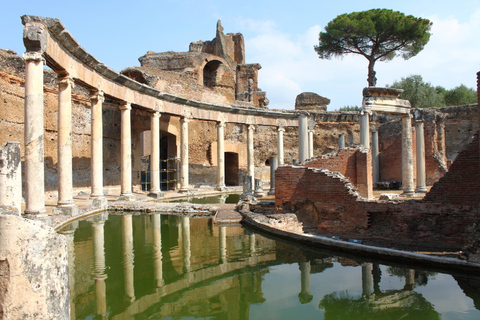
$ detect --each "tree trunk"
[367,59,377,87]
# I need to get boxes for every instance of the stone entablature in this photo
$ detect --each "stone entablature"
[295,92,330,111]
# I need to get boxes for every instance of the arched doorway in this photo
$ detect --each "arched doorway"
[225,152,239,186]
[203,60,222,88]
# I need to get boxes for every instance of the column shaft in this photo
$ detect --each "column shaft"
[247,125,255,186]
[360,112,370,148]
[308,130,314,159]
[56,76,76,213]
[298,114,308,162]
[149,112,163,198]
[415,121,427,193]
[372,131,380,184]
[277,127,285,165]
[180,117,190,192]
[216,121,226,191]
[402,115,415,195]
[23,52,46,216]
[339,133,345,149]
[119,103,135,200]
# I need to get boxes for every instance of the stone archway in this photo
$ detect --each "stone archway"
[225,152,239,186]
[203,60,222,88]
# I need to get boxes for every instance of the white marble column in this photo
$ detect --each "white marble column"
[277,127,285,165]
[360,112,370,149]
[23,51,47,218]
[371,131,380,184]
[149,112,163,198]
[415,121,427,193]
[122,214,135,302]
[308,130,314,159]
[402,115,415,196]
[119,102,135,201]
[55,75,78,216]
[298,113,308,163]
[179,117,190,192]
[247,125,255,186]
[216,121,226,191]
[88,91,108,208]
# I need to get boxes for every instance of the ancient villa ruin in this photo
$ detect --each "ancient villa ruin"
[0,14,479,318]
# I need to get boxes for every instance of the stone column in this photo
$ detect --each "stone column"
[298,261,313,304]
[298,113,308,163]
[415,121,427,193]
[55,75,78,216]
[179,117,190,193]
[122,214,135,302]
[91,214,108,317]
[23,51,47,218]
[119,102,135,201]
[371,131,380,184]
[88,91,108,208]
[277,127,285,165]
[402,115,415,196]
[360,112,370,149]
[338,133,345,150]
[216,121,226,191]
[247,125,255,186]
[308,130,314,159]
[149,111,163,198]
[152,213,164,287]
[268,156,278,196]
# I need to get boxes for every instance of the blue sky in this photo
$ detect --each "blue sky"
[2,0,479,110]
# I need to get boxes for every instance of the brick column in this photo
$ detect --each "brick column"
[119,102,135,201]
[55,75,78,215]
[402,114,415,196]
[179,117,190,193]
[148,111,163,198]
[23,51,47,218]
[216,121,226,191]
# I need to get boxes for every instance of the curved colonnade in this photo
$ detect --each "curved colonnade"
[21,15,299,219]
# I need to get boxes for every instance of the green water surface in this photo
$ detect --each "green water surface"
[60,212,480,320]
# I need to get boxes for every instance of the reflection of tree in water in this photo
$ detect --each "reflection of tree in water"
[319,290,440,320]
[455,276,480,310]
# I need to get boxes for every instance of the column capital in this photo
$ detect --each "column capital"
[56,75,75,88]
[278,126,285,132]
[181,116,190,124]
[90,90,105,104]
[120,102,132,111]
[23,52,45,63]
[217,120,225,128]
[248,124,256,131]
[152,111,161,118]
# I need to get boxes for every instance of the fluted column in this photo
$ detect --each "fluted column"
[277,127,285,165]
[298,113,308,163]
[23,51,47,218]
[360,112,370,149]
[216,121,226,191]
[149,112,163,198]
[402,114,415,196]
[119,102,135,201]
[179,117,190,193]
[122,214,135,302]
[87,91,108,208]
[55,75,78,216]
[371,131,380,184]
[308,130,314,159]
[415,121,427,193]
[247,125,255,186]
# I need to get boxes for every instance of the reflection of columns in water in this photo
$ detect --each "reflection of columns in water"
[182,217,192,273]
[152,214,164,287]
[219,193,228,204]
[122,214,135,302]
[298,261,313,304]
[404,269,416,290]
[59,221,78,320]
[219,225,227,264]
[249,231,256,254]
[362,263,373,298]
[91,214,108,317]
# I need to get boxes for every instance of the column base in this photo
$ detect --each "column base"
[401,190,415,197]
[118,193,136,201]
[86,196,109,209]
[254,191,265,198]
[215,185,227,192]
[268,189,275,196]
[23,212,51,225]
[52,205,79,216]
[415,187,428,193]
[178,188,190,194]
[148,191,164,198]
